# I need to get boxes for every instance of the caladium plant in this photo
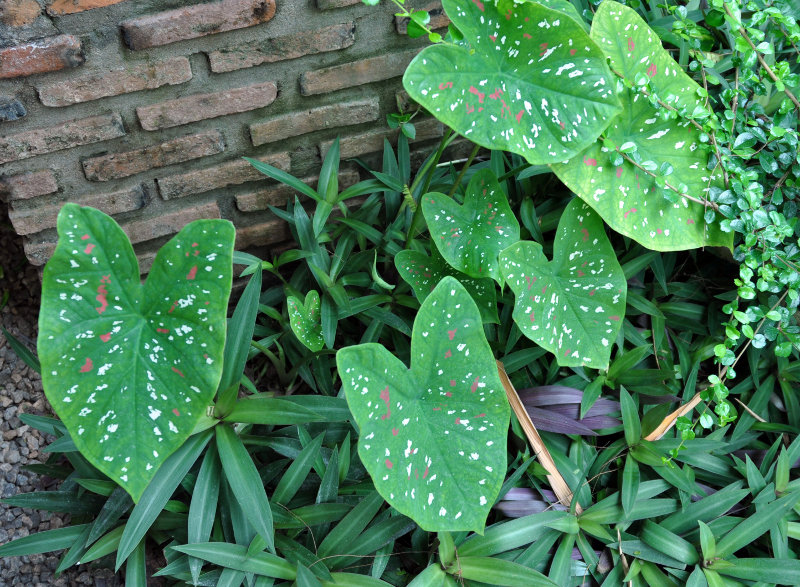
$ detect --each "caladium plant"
[38,205,234,500]
[337,277,509,533]
[550,1,733,251]
[287,290,324,352]
[403,0,621,165]
[499,198,626,369]
[422,169,519,282]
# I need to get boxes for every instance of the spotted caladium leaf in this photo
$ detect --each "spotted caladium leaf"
[403,0,620,165]
[550,1,732,252]
[498,198,625,369]
[422,169,519,282]
[287,290,324,352]
[395,247,499,324]
[38,204,234,501]
[337,277,509,533]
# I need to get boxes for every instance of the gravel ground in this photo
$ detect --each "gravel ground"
[0,211,120,586]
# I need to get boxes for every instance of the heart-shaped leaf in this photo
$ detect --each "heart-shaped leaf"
[499,198,625,368]
[403,0,621,165]
[395,247,499,324]
[287,291,324,352]
[550,1,732,251]
[422,169,519,282]
[337,276,509,533]
[38,204,234,500]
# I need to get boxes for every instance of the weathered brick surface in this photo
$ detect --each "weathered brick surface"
[157,152,290,200]
[136,81,277,131]
[22,240,57,266]
[122,201,220,244]
[235,219,289,249]
[121,0,276,50]
[236,168,360,212]
[1,0,41,26]
[250,97,379,146]
[300,48,420,96]
[207,22,355,73]
[0,96,26,121]
[0,113,125,165]
[395,1,448,34]
[316,0,361,9]
[0,34,84,79]
[46,0,127,15]
[9,184,148,235]
[37,57,191,107]
[320,117,442,159]
[0,170,58,202]
[82,130,225,182]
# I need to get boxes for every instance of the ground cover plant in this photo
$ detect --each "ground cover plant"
[1,0,800,585]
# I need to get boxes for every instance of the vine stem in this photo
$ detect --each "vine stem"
[700,66,729,188]
[447,142,480,197]
[604,139,720,211]
[724,5,800,112]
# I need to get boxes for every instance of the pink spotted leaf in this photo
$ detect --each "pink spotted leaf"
[550,1,733,251]
[287,290,324,352]
[403,0,621,164]
[395,247,499,324]
[498,198,626,369]
[336,277,509,533]
[38,204,234,501]
[422,169,519,282]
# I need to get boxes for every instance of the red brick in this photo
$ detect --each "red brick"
[236,168,360,212]
[395,1,448,34]
[23,240,56,266]
[1,0,41,26]
[0,170,58,202]
[82,130,225,182]
[316,0,361,8]
[46,0,127,15]
[0,35,84,79]
[235,219,289,249]
[250,97,379,147]
[136,81,277,131]
[121,0,276,50]
[157,152,290,200]
[300,48,420,96]
[122,201,220,245]
[37,57,191,107]
[0,113,125,165]
[320,117,442,159]
[9,184,149,235]
[207,22,355,73]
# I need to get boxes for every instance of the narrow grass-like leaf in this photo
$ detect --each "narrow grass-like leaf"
[620,387,640,447]
[323,573,395,587]
[219,269,262,396]
[296,562,323,587]
[698,521,715,562]
[456,556,560,586]
[640,520,699,566]
[407,564,447,586]
[458,511,567,557]
[217,567,246,587]
[318,491,384,558]
[246,158,320,202]
[116,429,211,570]
[2,327,40,373]
[275,534,333,582]
[0,523,90,557]
[55,526,92,573]
[660,483,747,534]
[711,558,800,583]
[271,433,324,506]
[715,489,800,558]
[548,533,576,586]
[80,525,125,564]
[329,515,415,570]
[1,491,103,515]
[125,539,147,587]
[188,443,221,584]
[317,447,339,504]
[216,424,275,554]
[87,486,133,544]
[622,455,640,516]
[223,397,322,425]
[172,543,295,580]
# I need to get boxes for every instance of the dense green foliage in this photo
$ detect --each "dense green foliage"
[1,0,799,585]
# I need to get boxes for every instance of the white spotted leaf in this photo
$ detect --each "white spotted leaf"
[38,204,234,501]
[336,277,509,533]
[403,0,621,164]
[498,198,626,368]
[550,1,733,251]
[422,169,520,282]
[395,247,499,324]
[287,290,324,352]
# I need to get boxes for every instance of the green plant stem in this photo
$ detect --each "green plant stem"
[725,5,800,112]
[700,66,729,188]
[447,142,480,197]
[404,128,454,248]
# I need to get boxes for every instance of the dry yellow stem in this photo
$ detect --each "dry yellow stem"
[496,360,581,513]
[643,392,703,441]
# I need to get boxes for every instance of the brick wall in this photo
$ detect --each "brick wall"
[0,0,451,272]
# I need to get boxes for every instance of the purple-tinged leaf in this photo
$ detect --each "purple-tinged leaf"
[422,169,519,282]
[499,199,626,368]
[38,204,234,501]
[403,0,620,165]
[337,277,509,533]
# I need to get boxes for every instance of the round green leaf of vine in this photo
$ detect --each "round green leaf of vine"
[337,277,509,533]
[499,198,626,369]
[38,205,234,501]
[550,1,733,251]
[403,0,621,164]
